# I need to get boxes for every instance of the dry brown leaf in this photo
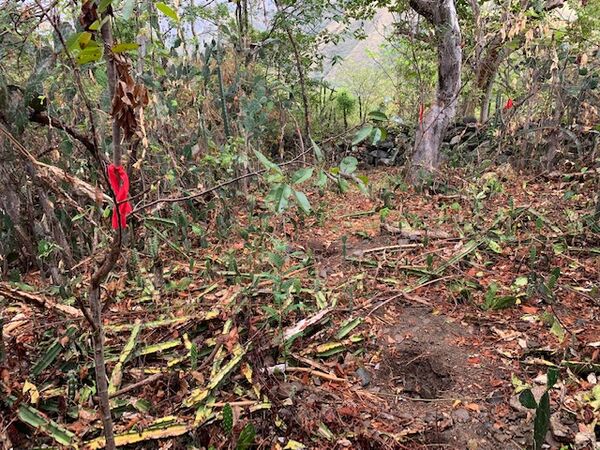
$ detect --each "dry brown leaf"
[464,402,481,412]
[224,327,240,352]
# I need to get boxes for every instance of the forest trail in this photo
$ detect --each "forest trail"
[2,0,599,446]
[2,166,598,449]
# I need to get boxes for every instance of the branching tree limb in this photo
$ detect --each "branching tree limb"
[29,110,97,157]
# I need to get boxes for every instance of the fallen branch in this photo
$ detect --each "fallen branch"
[364,275,454,317]
[0,124,109,205]
[108,372,164,399]
[341,209,377,219]
[351,243,420,257]
[2,313,28,338]
[381,223,452,240]
[265,363,347,383]
[282,307,333,342]
[286,367,347,383]
[35,161,110,204]
[0,282,82,318]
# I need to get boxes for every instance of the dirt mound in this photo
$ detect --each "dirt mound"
[382,347,452,399]
[369,307,523,449]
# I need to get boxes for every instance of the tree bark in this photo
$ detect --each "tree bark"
[284,26,311,142]
[86,14,124,450]
[408,0,462,185]
[0,315,5,365]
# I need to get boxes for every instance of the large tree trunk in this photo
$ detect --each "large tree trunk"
[408,0,462,185]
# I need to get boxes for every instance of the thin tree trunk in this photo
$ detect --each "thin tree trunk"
[480,67,498,123]
[358,96,363,122]
[408,0,462,184]
[343,108,348,130]
[38,186,75,268]
[284,26,311,141]
[461,0,482,118]
[0,308,6,365]
[0,165,40,272]
[88,14,125,450]
[216,65,230,139]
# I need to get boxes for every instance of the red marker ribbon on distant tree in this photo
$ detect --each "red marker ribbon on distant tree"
[107,164,132,229]
[504,98,514,110]
[418,103,425,125]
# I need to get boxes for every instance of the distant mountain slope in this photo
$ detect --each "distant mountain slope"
[318,9,395,83]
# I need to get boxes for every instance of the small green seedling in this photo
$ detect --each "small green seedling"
[518,367,559,450]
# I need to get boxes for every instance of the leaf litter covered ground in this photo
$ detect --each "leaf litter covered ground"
[1,165,599,449]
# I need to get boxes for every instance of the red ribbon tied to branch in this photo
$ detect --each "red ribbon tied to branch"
[107,164,132,229]
[418,103,425,125]
[504,98,514,110]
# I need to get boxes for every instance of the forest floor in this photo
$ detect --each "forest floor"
[1,165,599,450]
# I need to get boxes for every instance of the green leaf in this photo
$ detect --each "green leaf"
[268,252,285,269]
[489,295,517,310]
[338,178,349,193]
[367,110,388,122]
[372,127,382,145]
[108,322,142,395]
[32,341,63,376]
[315,170,327,188]
[550,319,565,342]
[311,138,324,162]
[511,373,530,393]
[77,45,103,65]
[293,190,311,214]
[339,156,358,175]
[514,276,528,287]
[316,422,335,441]
[112,43,139,53]
[291,167,313,185]
[190,343,198,370]
[14,400,76,446]
[336,317,362,339]
[32,327,77,376]
[155,1,178,21]
[222,403,233,434]
[488,240,502,254]
[379,128,388,142]
[316,341,345,357]
[79,31,93,47]
[65,32,83,52]
[355,177,369,195]
[184,346,246,407]
[546,367,559,389]
[352,125,373,145]
[88,20,102,31]
[271,184,292,213]
[98,0,112,13]
[482,282,498,309]
[134,399,151,412]
[254,150,281,173]
[547,267,560,290]
[122,0,136,19]
[519,389,537,409]
[533,392,550,450]
[236,423,255,450]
